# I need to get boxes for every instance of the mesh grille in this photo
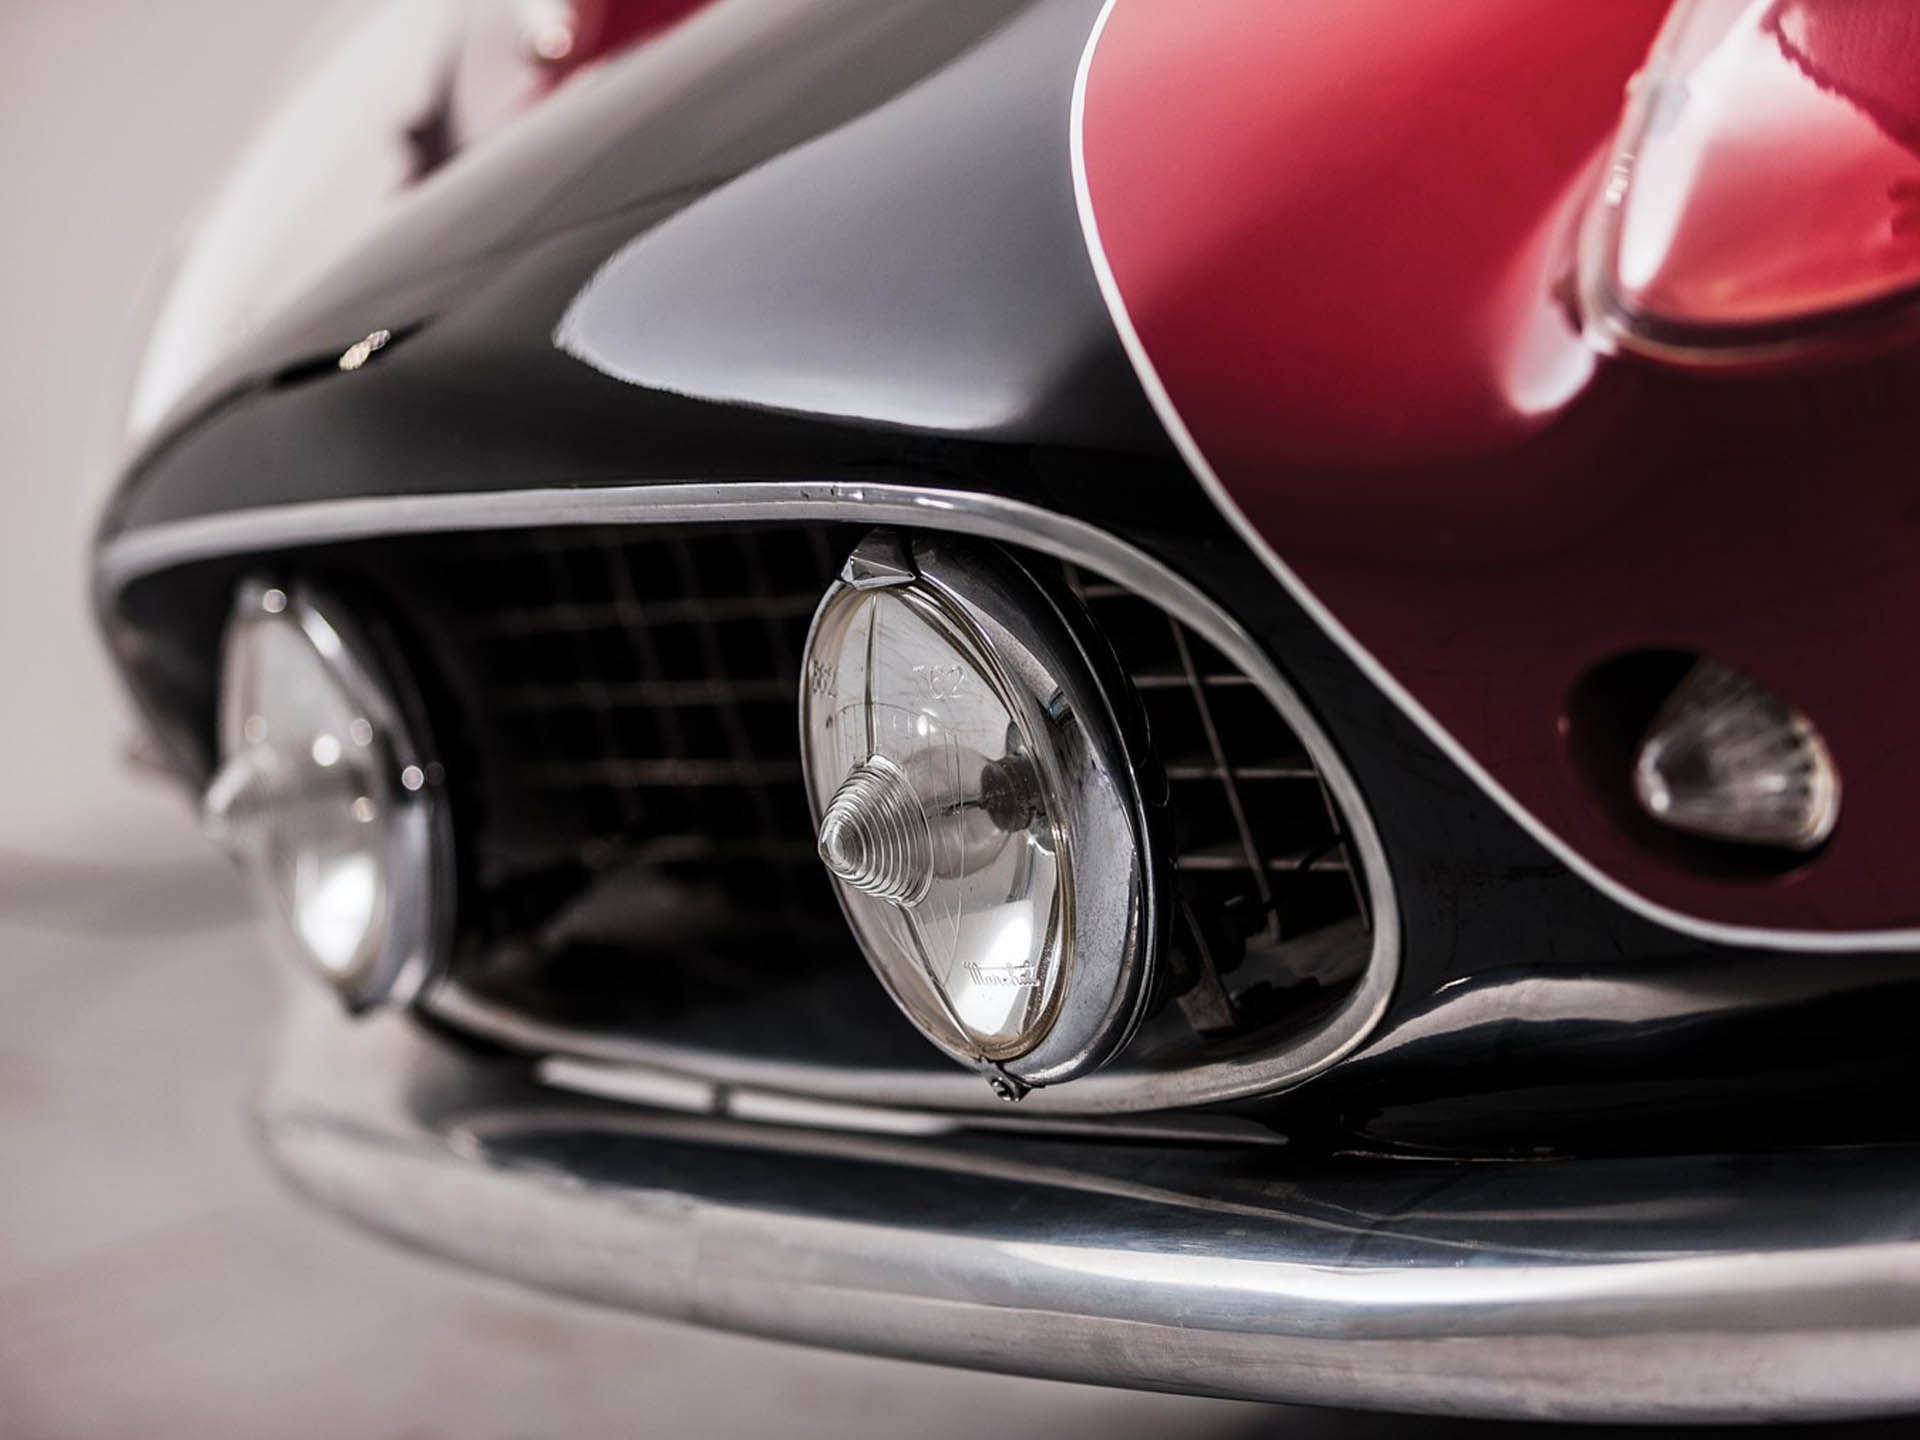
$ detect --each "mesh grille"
[376,522,1369,1044]
[410,524,851,999]
[1060,567,1370,971]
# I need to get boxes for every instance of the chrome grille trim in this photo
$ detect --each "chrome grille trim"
[99,480,1400,1111]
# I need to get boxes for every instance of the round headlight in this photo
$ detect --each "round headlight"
[203,580,449,1009]
[800,532,1163,1098]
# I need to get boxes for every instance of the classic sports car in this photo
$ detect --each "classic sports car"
[95,0,1920,1421]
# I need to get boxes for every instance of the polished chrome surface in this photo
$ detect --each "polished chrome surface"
[264,986,1920,1423]
[801,531,1161,1091]
[98,480,1399,1112]
[336,327,392,372]
[205,580,449,1009]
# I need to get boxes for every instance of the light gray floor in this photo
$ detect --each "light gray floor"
[0,4,1895,1438]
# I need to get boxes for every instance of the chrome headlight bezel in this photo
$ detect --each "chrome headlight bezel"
[800,530,1166,1095]
[205,578,451,1011]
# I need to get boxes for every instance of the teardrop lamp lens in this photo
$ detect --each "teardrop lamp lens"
[1632,658,1840,851]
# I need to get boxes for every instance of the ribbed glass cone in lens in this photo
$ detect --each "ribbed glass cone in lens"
[819,756,933,907]
[801,573,1061,1062]
[1633,659,1840,850]
[799,531,1160,1092]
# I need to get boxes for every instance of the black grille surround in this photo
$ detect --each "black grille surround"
[341,518,1389,1111]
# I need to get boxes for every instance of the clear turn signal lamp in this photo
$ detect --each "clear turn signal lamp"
[1633,658,1840,852]
[800,532,1163,1098]
[203,580,448,1009]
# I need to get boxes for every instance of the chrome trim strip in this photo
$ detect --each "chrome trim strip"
[264,992,1920,1423]
[96,479,1400,1113]
[1067,0,1920,955]
[536,1054,1288,1147]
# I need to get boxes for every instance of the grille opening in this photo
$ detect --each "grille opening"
[1059,564,1371,1043]
[328,521,1379,1092]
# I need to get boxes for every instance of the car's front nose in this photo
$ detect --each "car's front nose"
[89,0,1920,1421]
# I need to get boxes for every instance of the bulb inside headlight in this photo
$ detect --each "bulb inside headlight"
[204,581,448,1009]
[800,532,1162,1097]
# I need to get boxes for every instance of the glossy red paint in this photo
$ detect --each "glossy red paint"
[535,0,714,88]
[1588,0,1920,359]
[596,0,711,54]
[1081,0,1920,935]
[1082,0,1669,471]
[427,1,716,178]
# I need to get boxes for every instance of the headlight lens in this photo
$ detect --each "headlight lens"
[800,532,1162,1098]
[204,581,447,1008]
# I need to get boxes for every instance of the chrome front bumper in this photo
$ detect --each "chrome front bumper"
[263,986,1920,1423]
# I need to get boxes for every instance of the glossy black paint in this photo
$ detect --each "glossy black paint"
[96,0,1920,1151]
